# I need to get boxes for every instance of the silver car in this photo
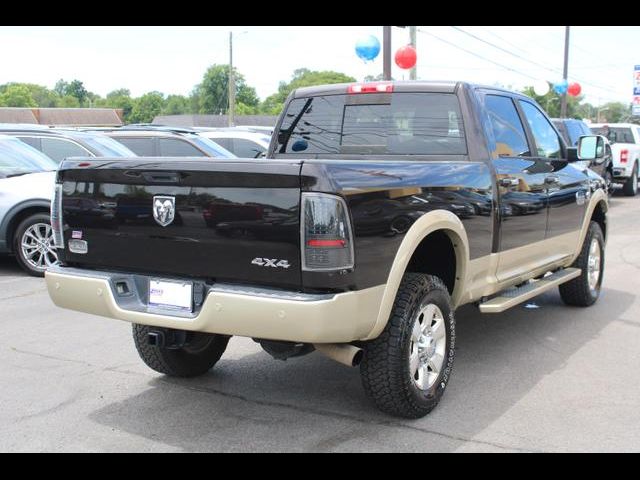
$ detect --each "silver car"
[0,136,58,276]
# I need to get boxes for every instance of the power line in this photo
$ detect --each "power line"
[416,28,540,82]
[417,28,625,105]
[449,26,622,95]
[450,26,563,77]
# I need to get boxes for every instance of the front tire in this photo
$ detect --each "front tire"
[360,273,455,418]
[622,163,638,196]
[133,324,230,377]
[559,222,605,307]
[604,170,614,197]
[13,213,59,277]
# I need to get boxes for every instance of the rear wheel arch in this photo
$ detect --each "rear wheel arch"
[570,189,608,265]
[591,199,608,242]
[2,201,51,253]
[363,210,469,341]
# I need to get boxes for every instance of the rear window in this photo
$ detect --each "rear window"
[114,137,155,156]
[276,93,466,156]
[591,127,635,144]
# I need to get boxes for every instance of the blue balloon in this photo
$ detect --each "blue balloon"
[355,35,381,62]
[553,79,568,95]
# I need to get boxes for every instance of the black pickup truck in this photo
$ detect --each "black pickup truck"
[46,81,608,418]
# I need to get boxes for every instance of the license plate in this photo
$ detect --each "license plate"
[149,279,193,312]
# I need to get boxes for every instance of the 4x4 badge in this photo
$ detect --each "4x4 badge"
[153,196,176,227]
[251,258,291,269]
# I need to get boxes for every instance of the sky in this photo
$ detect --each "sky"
[1,26,637,106]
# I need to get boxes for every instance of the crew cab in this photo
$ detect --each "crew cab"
[590,123,640,196]
[46,82,608,418]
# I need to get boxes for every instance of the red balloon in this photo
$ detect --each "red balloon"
[395,45,417,70]
[568,82,582,97]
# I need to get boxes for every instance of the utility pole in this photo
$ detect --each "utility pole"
[560,26,570,118]
[228,31,235,127]
[409,26,417,80]
[383,26,391,81]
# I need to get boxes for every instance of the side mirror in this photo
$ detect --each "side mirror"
[577,135,605,161]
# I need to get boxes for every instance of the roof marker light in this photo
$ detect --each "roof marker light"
[347,82,393,94]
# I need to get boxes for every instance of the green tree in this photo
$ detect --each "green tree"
[58,95,81,108]
[235,102,260,115]
[162,94,191,115]
[261,69,356,115]
[53,79,89,105]
[195,64,259,114]
[99,88,134,119]
[66,80,88,106]
[595,102,631,123]
[521,84,583,118]
[128,91,165,123]
[53,79,69,97]
[0,83,60,107]
[0,84,37,107]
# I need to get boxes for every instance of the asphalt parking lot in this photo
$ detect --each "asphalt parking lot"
[1,195,639,452]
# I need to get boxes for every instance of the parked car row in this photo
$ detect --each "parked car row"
[0,123,270,276]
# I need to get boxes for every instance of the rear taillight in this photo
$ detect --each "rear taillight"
[620,149,629,163]
[51,183,64,250]
[301,193,354,271]
[347,82,393,94]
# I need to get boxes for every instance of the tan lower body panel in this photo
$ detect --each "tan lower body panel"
[45,270,385,344]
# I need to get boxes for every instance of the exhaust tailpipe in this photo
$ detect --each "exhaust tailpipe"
[314,343,363,367]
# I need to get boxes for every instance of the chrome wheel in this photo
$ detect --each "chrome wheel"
[409,303,447,391]
[587,238,602,293]
[634,172,638,193]
[21,222,58,272]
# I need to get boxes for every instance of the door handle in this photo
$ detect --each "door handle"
[499,177,519,187]
[545,175,559,184]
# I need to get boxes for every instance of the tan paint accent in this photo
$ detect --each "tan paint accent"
[495,233,577,284]
[362,210,470,341]
[460,254,500,305]
[361,190,609,341]
[463,189,608,304]
[569,189,608,264]
[45,270,385,344]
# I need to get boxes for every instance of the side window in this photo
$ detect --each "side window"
[17,137,42,150]
[212,137,232,151]
[233,139,265,158]
[565,121,584,146]
[158,138,204,157]
[518,101,562,159]
[484,95,530,158]
[115,137,155,156]
[40,138,91,163]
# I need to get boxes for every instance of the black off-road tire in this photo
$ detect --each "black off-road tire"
[622,163,638,196]
[133,324,230,377]
[559,222,605,307]
[360,273,455,419]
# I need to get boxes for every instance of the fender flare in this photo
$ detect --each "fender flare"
[362,210,470,341]
[569,188,608,264]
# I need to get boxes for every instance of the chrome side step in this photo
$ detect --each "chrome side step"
[479,268,581,313]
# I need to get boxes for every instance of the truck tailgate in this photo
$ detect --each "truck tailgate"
[57,158,302,289]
